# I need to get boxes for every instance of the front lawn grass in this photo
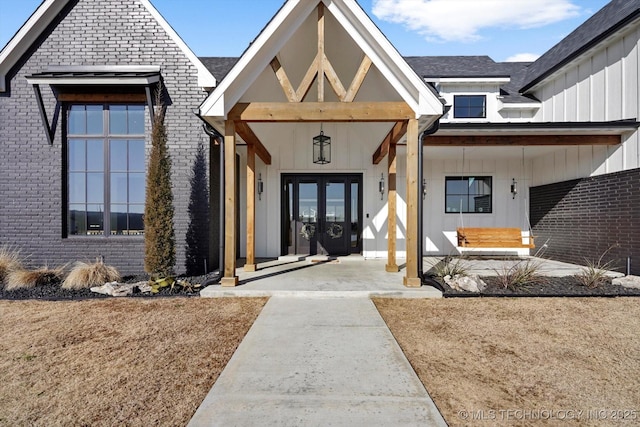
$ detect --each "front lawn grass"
[0,297,267,426]
[374,297,640,427]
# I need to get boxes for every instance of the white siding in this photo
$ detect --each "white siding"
[531,26,640,182]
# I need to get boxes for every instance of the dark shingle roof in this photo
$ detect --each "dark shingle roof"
[521,0,640,92]
[198,57,239,83]
[404,55,509,78]
[200,55,533,103]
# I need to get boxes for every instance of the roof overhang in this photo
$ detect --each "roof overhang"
[437,120,640,136]
[26,66,161,86]
[0,0,215,92]
[426,76,511,85]
[199,0,443,123]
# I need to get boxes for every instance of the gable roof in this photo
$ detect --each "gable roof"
[521,0,640,92]
[200,55,535,105]
[0,0,215,92]
[199,0,443,120]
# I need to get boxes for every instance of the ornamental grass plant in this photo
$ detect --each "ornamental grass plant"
[62,259,121,290]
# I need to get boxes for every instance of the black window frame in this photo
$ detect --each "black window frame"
[445,176,493,214]
[63,103,146,238]
[453,95,487,119]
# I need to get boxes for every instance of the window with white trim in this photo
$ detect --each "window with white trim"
[66,104,145,236]
[453,95,486,118]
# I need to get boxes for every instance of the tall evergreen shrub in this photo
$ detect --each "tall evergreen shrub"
[144,88,175,277]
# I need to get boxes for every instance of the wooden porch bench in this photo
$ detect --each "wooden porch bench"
[457,227,535,249]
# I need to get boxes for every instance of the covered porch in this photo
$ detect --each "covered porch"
[199,0,444,287]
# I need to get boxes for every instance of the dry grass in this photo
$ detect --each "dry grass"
[5,266,65,291]
[0,245,24,282]
[0,297,267,426]
[62,260,121,289]
[374,298,640,427]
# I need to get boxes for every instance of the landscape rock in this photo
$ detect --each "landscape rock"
[90,281,152,297]
[444,274,487,293]
[612,275,640,289]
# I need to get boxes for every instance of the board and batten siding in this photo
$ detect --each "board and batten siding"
[530,24,640,186]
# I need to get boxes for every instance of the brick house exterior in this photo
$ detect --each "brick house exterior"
[2,0,640,282]
[0,0,215,275]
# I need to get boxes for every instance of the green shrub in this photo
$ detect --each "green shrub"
[144,86,176,278]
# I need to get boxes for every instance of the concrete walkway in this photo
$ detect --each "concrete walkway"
[188,297,447,426]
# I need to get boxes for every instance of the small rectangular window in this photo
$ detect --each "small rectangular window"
[453,95,486,118]
[445,176,492,213]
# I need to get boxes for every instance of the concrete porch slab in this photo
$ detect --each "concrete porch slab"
[200,256,443,298]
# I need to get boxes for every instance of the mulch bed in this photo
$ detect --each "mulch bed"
[439,275,640,297]
[0,273,220,301]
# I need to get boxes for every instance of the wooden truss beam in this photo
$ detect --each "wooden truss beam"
[270,3,373,103]
[234,121,272,165]
[229,102,414,122]
[425,134,621,146]
[372,121,408,164]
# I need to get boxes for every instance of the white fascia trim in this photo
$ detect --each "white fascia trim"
[200,0,313,118]
[426,77,511,84]
[26,76,161,86]
[139,0,215,89]
[0,0,69,92]
[498,102,541,110]
[326,0,443,118]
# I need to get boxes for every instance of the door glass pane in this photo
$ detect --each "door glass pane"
[325,182,345,222]
[351,182,359,248]
[298,183,318,223]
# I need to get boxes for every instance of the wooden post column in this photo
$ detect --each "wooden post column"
[385,143,399,272]
[404,118,421,287]
[245,144,257,272]
[221,120,239,286]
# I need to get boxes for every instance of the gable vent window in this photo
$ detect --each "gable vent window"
[453,95,486,118]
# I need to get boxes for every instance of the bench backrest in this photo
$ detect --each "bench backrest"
[457,227,534,248]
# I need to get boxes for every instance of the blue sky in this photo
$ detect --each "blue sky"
[0,0,610,62]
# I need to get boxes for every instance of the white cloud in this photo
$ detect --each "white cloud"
[504,52,540,62]
[372,0,581,43]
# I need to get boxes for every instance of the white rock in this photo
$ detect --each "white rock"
[444,274,487,293]
[612,275,640,289]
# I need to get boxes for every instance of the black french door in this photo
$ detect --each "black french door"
[282,174,362,256]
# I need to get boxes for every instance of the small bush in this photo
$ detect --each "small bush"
[62,259,121,290]
[494,258,544,289]
[0,245,24,282]
[575,246,618,289]
[5,266,65,291]
[429,255,471,279]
